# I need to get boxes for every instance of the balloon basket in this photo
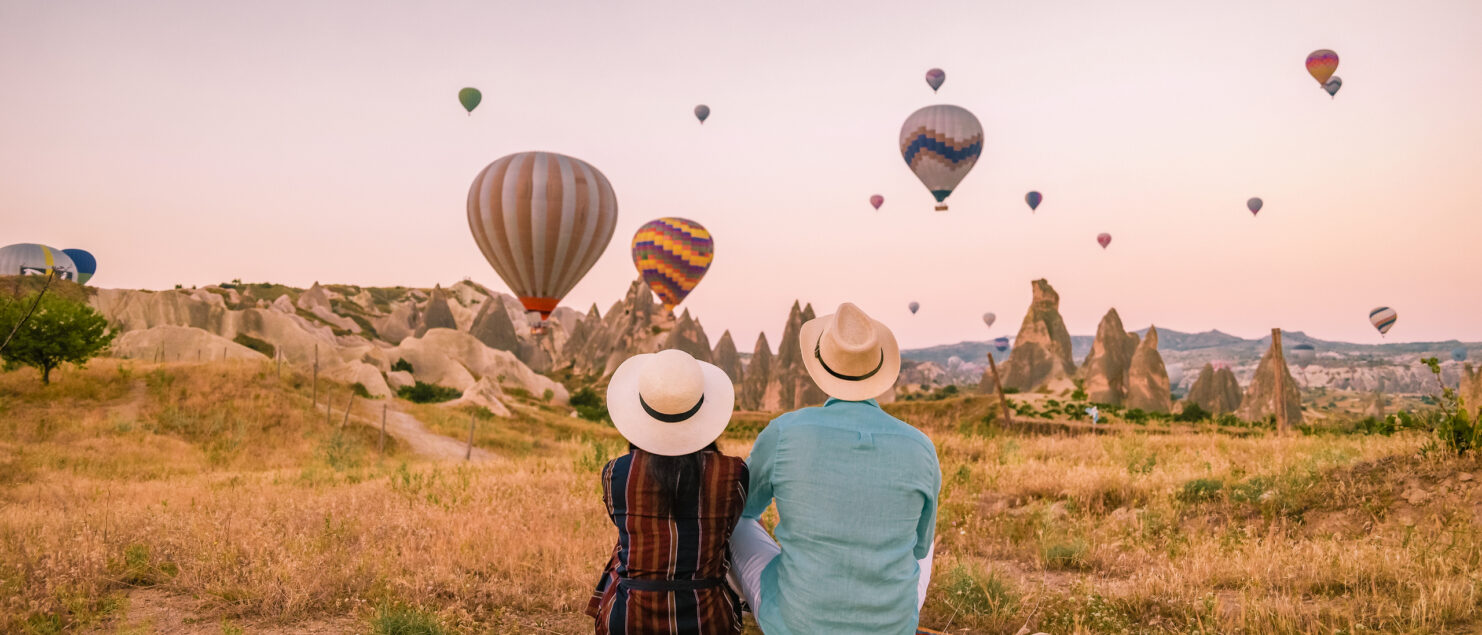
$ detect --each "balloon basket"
[934,204,948,212]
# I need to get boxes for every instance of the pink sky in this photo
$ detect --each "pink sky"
[3,1,1480,349]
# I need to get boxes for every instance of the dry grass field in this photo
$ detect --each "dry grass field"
[3,360,1480,634]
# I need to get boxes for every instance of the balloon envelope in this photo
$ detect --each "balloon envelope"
[1291,343,1316,365]
[908,301,920,314]
[925,68,945,92]
[900,104,983,211]
[1452,347,1468,362]
[1097,233,1112,249]
[994,336,1010,353]
[694,104,710,123]
[458,88,481,113]
[1025,191,1042,211]
[1306,49,1339,84]
[0,243,76,281]
[467,152,619,321]
[982,312,996,328]
[1324,77,1342,97]
[1369,307,1397,335]
[1247,197,1263,215]
[632,217,714,312]
[61,248,96,285]
[870,194,884,210]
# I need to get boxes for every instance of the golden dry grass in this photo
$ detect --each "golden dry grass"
[2,363,1479,633]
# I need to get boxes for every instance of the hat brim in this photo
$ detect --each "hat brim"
[607,354,736,456]
[799,312,901,402]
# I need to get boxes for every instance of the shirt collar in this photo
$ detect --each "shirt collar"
[824,398,881,409]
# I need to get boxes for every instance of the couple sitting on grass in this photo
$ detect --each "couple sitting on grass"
[586,303,942,635]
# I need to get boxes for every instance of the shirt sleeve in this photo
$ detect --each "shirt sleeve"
[742,421,779,520]
[914,448,942,560]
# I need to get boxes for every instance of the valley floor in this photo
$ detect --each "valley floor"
[3,361,1480,634]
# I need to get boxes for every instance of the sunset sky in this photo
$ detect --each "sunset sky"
[3,1,1480,349]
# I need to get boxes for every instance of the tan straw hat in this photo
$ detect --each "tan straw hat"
[798,303,901,402]
[607,349,736,456]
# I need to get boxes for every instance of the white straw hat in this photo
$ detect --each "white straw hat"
[798,303,901,402]
[607,349,736,456]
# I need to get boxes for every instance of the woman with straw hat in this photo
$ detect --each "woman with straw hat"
[586,349,748,635]
[729,303,941,634]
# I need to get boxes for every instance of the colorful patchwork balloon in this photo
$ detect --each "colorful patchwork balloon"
[467,151,619,321]
[458,88,481,114]
[632,217,714,312]
[925,68,945,92]
[1369,306,1397,336]
[694,104,710,124]
[1306,49,1339,85]
[1025,191,1042,212]
[900,104,983,212]
[870,194,884,210]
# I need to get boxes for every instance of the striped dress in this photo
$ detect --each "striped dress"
[586,449,749,634]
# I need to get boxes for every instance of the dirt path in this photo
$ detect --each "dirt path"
[353,400,495,462]
[85,588,358,634]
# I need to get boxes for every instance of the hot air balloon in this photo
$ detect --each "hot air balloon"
[1291,343,1316,366]
[1306,49,1339,85]
[900,105,983,212]
[61,248,96,285]
[870,194,884,210]
[994,336,1010,353]
[1369,307,1397,336]
[925,68,945,92]
[458,88,481,114]
[982,312,996,328]
[1453,347,1469,362]
[1025,191,1042,212]
[0,243,76,281]
[1097,233,1112,249]
[467,151,618,323]
[1323,77,1342,98]
[694,104,710,124]
[1247,197,1263,216]
[908,301,920,315]
[632,217,714,313]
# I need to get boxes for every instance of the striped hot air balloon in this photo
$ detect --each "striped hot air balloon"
[1323,77,1342,98]
[1369,307,1397,336]
[870,194,884,210]
[0,243,76,281]
[1306,49,1339,85]
[1025,191,1042,211]
[925,68,945,92]
[900,105,983,212]
[994,336,1010,353]
[467,151,619,322]
[632,217,714,312]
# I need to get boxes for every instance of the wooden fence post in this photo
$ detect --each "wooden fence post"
[987,353,1014,426]
[379,404,387,454]
[326,393,334,426]
[340,394,355,428]
[312,343,318,407]
[466,414,475,461]
[1272,328,1288,435]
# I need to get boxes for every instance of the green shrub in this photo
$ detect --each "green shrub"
[351,382,373,399]
[0,292,116,385]
[1418,357,1481,456]
[570,387,610,422]
[1175,403,1210,422]
[397,382,460,404]
[1042,540,1089,570]
[941,563,1017,617]
[1177,478,1225,503]
[231,333,275,358]
[1001,386,1020,394]
[371,603,447,635]
[391,358,414,373]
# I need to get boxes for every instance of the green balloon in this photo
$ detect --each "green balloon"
[458,87,482,114]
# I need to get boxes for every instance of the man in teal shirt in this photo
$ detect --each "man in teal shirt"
[730,303,941,634]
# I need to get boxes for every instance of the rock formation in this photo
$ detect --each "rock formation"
[112,325,266,363]
[666,310,713,363]
[712,331,743,384]
[390,328,568,402]
[567,278,674,377]
[414,284,458,336]
[1125,326,1173,413]
[736,302,826,411]
[1463,364,1482,416]
[1185,363,1242,414]
[1001,279,1077,392]
[739,333,776,410]
[1236,337,1303,425]
[469,300,520,353]
[1077,308,1140,405]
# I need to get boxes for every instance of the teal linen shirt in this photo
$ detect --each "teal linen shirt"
[743,398,941,635]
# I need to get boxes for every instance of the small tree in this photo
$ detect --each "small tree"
[0,293,115,384]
